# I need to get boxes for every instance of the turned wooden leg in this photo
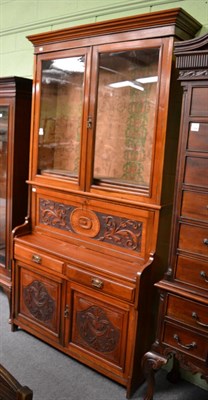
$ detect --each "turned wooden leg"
[142,351,168,400]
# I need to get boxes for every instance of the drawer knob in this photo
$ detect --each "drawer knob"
[32,254,42,264]
[91,277,103,289]
[200,270,208,283]
[192,312,208,328]
[203,238,208,246]
[173,334,197,350]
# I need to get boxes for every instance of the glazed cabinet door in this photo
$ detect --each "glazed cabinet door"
[64,282,135,382]
[31,47,92,191]
[30,37,173,204]
[13,261,64,345]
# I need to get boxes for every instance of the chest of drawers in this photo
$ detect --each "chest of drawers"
[142,33,208,399]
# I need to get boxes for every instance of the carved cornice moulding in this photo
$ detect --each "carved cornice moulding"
[175,32,208,74]
[27,8,202,47]
[0,0,177,37]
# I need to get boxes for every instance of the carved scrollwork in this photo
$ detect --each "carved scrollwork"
[179,69,208,79]
[39,198,142,252]
[142,351,168,400]
[23,280,55,322]
[76,305,120,353]
[98,216,142,251]
[39,199,71,230]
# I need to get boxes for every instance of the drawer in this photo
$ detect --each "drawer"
[163,321,208,362]
[166,294,208,333]
[188,122,208,152]
[14,244,64,274]
[66,265,135,303]
[176,256,208,291]
[181,191,208,222]
[179,224,208,257]
[190,87,208,116]
[184,157,208,188]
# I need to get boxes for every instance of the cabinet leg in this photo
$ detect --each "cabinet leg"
[142,351,168,400]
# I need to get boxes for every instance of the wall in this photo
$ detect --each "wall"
[0,0,208,78]
[0,0,208,392]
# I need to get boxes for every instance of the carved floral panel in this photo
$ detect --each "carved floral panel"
[39,198,142,251]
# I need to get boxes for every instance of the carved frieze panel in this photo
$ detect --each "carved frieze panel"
[39,198,142,251]
[39,199,72,230]
[178,69,208,80]
[97,215,142,251]
[23,280,55,322]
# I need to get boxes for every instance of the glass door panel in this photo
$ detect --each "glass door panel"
[0,106,8,265]
[38,55,86,180]
[93,48,159,191]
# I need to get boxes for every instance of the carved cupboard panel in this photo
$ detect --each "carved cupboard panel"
[64,283,132,375]
[13,262,64,344]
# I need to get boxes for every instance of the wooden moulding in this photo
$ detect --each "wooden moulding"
[27,8,202,47]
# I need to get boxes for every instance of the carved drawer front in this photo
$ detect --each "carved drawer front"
[15,244,64,274]
[65,285,131,374]
[184,157,208,188]
[176,256,208,290]
[163,321,208,362]
[179,224,208,257]
[66,265,135,303]
[15,265,62,342]
[188,122,208,152]
[166,294,208,333]
[181,191,208,222]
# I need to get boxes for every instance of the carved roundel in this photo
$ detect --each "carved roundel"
[70,208,100,237]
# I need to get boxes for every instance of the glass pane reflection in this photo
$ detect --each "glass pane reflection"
[93,48,159,189]
[38,56,85,179]
[0,106,8,264]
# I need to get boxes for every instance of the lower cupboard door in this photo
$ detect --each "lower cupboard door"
[64,283,133,376]
[14,264,63,344]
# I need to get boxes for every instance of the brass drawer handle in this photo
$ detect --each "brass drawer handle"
[173,334,197,350]
[91,277,103,289]
[203,238,208,246]
[200,271,208,283]
[192,312,208,328]
[32,254,42,264]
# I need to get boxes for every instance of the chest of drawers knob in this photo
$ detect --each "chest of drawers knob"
[173,334,197,350]
[203,238,208,246]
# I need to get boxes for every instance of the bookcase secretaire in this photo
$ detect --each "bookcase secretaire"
[142,33,208,400]
[11,9,201,397]
[0,77,32,316]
